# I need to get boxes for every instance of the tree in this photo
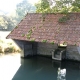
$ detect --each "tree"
[16,0,36,22]
[49,0,73,13]
[0,16,7,29]
[35,0,51,13]
[0,0,36,31]
[35,0,72,13]
[0,15,16,31]
[35,0,80,13]
[71,0,80,12]
[72,0,80,8]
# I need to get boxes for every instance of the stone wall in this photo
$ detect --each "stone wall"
[14,40,80,61]
[37,42,58,56]
[37,43,80,61]
[66,45,80,61]
[13,40,37,57]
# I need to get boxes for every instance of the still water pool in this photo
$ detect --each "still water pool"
[12,56,80,80]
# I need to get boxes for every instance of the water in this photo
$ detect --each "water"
[12,56,80,80]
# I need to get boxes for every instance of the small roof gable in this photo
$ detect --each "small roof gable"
[7,13,80,46]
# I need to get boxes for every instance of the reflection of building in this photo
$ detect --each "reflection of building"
[52,60,66,80]
[57,76,66,80]
[52,60,80,80]
[52,60,66,69]
[66,61,80,80]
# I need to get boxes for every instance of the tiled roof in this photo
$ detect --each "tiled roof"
[7,13,80,46]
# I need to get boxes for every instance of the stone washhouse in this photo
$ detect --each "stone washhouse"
[7,13,80,61]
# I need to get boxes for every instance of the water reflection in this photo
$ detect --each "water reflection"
[12,56,80,80]
[57,68,66,80]
[53,60,80,80]
[52,61,66,80]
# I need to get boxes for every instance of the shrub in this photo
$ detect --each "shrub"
[16,49,21,53]
[4,47,16,53]
[26,29,32,39]
[42,40,47,43]
[7,43,12,46]
[58,16,69,23]
[0,46,3,53]
[51,41,54,44]
[31,38,35,42]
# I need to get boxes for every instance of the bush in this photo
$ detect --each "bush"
[4,47,16,53]
[0,46,3,53]
[58,16,69,23]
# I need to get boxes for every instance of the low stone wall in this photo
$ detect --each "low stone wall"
[37,42,58,56]
[66,45,80,61]
[37,43,80,61]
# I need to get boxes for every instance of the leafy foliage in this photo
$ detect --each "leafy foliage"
[4,47,16,53]
[0,46,3,53]
[71,0,80,12]
[72,0,80,8]
[0,15,16,31]
[26,29,33,39]
[58,15,70,23]
[16,0,36,22]
[35,0,51,13]
[50,41,54,44]
[42,40,47,43]
[35,0,80,13]
[0,0,36,31]
[31,38,35,42]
